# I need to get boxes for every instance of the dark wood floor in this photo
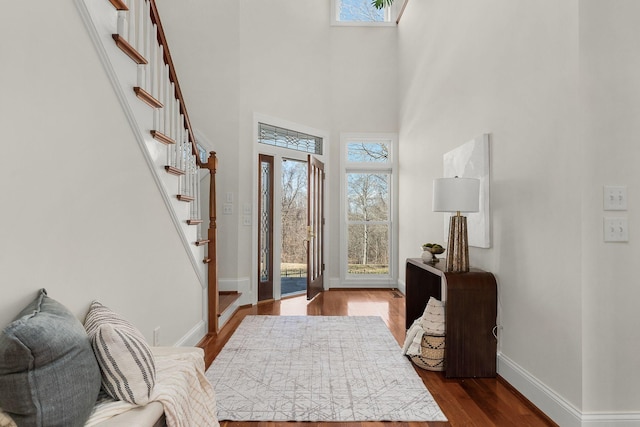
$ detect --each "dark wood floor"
[201,289,557,427]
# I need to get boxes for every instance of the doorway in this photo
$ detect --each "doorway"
[257,152,325,302]
[280,158,308,297]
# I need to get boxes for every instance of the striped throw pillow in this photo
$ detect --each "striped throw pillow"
[84,301,156,405]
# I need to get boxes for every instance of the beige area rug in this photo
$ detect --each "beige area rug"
[205,315,447,422]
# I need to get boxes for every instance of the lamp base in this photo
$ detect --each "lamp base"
[445,214,469,273]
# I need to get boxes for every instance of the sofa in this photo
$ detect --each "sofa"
[0,289,218,427]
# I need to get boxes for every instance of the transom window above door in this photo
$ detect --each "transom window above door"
[258,123,323,155]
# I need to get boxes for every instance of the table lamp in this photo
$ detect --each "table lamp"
[432,177,480,272]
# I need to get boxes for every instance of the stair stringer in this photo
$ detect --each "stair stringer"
[76,0,207,288]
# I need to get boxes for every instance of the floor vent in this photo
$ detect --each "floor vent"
[392,291,403,299]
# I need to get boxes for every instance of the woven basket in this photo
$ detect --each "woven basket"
[410,333,445,371]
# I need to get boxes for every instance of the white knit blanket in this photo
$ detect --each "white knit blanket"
[88,347,219,427]
[402,318,425,357]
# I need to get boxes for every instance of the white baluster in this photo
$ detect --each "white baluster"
[117,10,127,39]
[136,64,144,88]
[164,66,170,142]
[173,98,180,144]
[170,95,176,143]
[143,0,150,60]
[195,165,201,220]
[179,135,185,173]
[184,156,189,198]
[158,45,165,135]
[149,25,157,99]
[189,154,195,201]
[127,0,135,46]
[136,0,144,54]
[178,118,184,165]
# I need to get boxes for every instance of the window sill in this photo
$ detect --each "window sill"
[330,20,397,27]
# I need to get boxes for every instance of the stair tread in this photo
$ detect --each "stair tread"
[218,292,242,317]
[165,165,185,176]
[112,34,146,64]
[151,130,175,145]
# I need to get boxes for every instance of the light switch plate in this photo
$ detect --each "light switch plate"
[604,186,627,211]
[604,217,629,242]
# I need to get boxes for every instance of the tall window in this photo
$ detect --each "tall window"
[341,134,397,284]
[332,0,395,25]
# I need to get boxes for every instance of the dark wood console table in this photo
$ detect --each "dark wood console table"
[406,258,497,378]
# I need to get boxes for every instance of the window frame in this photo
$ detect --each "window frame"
[339,133,398,287]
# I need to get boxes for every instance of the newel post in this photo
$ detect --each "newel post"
[204,152,218,334]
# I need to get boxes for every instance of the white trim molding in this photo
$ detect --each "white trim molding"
[174,320,206,347]
[498,357,640,425]
[498,353,581,427]
[581,412,640,426]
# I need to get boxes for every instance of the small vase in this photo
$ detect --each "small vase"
[421,250,432,263]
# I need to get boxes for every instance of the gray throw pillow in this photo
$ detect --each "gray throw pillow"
[0,289,101,427]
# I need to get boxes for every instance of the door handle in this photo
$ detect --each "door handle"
[305,226,316,241]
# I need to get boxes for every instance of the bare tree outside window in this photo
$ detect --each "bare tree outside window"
[339,0,385,22]
[281,159,308,279]
[345,141,391,275]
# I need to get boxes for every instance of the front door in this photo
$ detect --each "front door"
[306,155,325,300]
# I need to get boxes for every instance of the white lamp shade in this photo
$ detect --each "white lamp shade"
[432,177,480,213]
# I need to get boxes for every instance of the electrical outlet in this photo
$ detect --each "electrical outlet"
[243,215,251,226]
[223,203,233,215]
[153,327,160,346]
[604,186,627,211]
[604,217,629,242]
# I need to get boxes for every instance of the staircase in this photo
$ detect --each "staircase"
[76,0,230,333]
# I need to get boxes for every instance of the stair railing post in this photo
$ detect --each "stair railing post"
[205,152,218,334]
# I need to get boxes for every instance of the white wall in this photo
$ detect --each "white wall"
[399,0,640,423]
[158,0,398,302]
[397,0,583,422]
[580,0,640,415]
[0,1,205,346]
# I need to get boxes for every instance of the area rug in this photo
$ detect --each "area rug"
[205,315,447,422]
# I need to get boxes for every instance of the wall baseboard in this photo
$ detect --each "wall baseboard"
[498,353,581,427]
[328,277,399,289]
[581,412,640,426]
[174,320,206,347]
